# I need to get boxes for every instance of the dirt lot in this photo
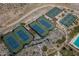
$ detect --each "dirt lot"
[0,4,46,27]
[0,3,77,27]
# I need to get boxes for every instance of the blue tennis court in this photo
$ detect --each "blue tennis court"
[3,33,22,53]
[16,30,29,41]
[46,7,62,18]
[29,21,48,37]
[6,36,19,49]
[31,23,45,34]
[13,26,33,45]
[60,14,77,27]
[38,16,55,30]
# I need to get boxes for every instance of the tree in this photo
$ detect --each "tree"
[42,45,48,52]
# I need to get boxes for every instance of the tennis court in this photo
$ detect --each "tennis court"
[29,21,48,37]
[37,16,55,31]
[3,32,22,54]
[46,7,62,18]
[60,13,77,27]
[13,26,33,45]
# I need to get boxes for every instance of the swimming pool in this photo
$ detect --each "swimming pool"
[73,36,79,48]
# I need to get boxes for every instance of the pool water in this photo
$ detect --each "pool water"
[73,36,79,48]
